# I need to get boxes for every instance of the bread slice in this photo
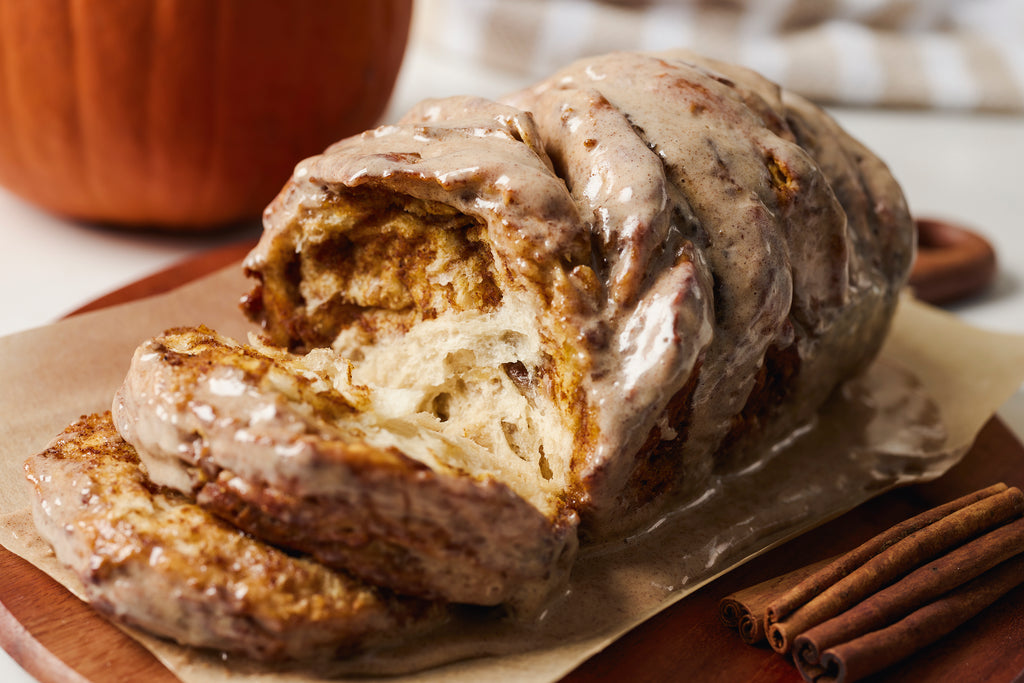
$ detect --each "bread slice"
[24,413,446,661]
[113,325,579,609]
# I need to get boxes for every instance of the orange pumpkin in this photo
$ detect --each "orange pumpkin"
[0,0,412,229]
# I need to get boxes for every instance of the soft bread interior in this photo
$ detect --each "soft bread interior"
[255,301,574,516]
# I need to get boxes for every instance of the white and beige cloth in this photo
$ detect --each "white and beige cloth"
[418,0,1024,112]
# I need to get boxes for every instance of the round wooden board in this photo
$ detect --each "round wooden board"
[2,241,1023,683]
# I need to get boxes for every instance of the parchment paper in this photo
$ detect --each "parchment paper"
[2,261,1024,682]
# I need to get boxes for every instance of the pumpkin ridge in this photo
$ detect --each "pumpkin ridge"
[0,2,23,182]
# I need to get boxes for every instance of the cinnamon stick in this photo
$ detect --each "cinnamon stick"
[766,484,1024,653]
[719,557,832,645]
[765,482,1006,628]
[793,515,1024,670]
[796,552,1024,683]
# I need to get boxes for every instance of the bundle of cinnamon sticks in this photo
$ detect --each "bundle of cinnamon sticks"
[719,483,1024,683]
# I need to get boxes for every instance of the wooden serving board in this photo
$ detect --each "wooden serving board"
[2,241,1023,683]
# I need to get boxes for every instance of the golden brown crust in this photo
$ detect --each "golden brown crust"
[23,412,445,661]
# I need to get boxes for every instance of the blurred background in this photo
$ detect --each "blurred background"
[419,0,1024,111]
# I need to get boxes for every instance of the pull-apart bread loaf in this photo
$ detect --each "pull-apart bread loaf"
[239,49,913,534]
[28,49,914,661]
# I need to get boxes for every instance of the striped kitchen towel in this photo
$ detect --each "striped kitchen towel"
[416,0,1024,112]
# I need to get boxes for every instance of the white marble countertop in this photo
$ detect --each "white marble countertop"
[2,16,1023,683]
